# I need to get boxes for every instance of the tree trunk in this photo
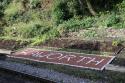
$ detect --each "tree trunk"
[86,0,97,16]
[78,0,84,13]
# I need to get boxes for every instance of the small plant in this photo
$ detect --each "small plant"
[31,28,60,46]
[29,0,41,9]
[84,29,98,38]
[52,0,83,25]
[4,1,23,22]
[105,13,120,27]
[117,0,125,13]
[3,21,50,38]
[52,0,68,25]
[0,27,4,36]
[112,39,123,46]
[57,17,94,33]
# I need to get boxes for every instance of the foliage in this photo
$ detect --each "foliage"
[57,17,94,33]
[52,0,68,25]
[31,28,60,45]
[117,0,125,13]
[52,0,82,25]
[0,0,125,43]
[112,39,123,46]
[29,0,41,9]
[4,21,51,38]
[4,1,23,23]
[0,27,3,36]
[0,0,11,8]
[104,13,120,27]
[0,0,11,19]
[84,29,98,38]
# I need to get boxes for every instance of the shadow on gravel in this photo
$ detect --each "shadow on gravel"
[0,54,7,60]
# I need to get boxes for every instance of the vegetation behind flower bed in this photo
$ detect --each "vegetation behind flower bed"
[0,0,125,45]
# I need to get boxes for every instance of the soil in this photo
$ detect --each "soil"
[0,38,124,53]
[0,37,125,54]
[0,39,30,50]
[41,38,124,53]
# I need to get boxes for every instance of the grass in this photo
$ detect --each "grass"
[0,36,32,42]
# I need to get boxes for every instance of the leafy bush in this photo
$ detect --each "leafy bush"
[4,21,50,38]
[57,17,94,33]
[16,10,41,23]
[4,1,23,22]
[19,24,50,38]
[29,0,41,9]
[0,0,11,8]
[96,13,120,27]
[117,0,125,13]
[84,30,98,38]
[104,13,120,27]
[0,27,4,36]
[52,0,68,25]
[31,28,60,45]
[0,0,11,19]
[52,0,83,25]
[67,0,82,16]
[3,19,60,43]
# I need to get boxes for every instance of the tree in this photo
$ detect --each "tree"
[78,0,97,16]
[85,0,97,16]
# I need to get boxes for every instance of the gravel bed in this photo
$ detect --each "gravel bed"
[0,72,34,83]
[0,60,103,83]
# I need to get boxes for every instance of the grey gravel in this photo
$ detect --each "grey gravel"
[0,60,102,83]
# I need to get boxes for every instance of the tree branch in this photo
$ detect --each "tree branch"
[86,0,97,16]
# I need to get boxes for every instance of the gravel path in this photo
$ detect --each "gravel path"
[0,73,33,83]
[0,60,101,83]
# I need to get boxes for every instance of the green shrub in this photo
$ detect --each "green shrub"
[57,17,94,33]
[117,0,125,13]
[16,10,41,23]
[0,11,4,19]
[97,13,120,27]
[84,30,98,38]
[3,21,50,38]
[105,13,120,27]
[0,0,12,19]
[67,0,82,16]
[20,24,50,38]
[29,0,41,9]
[0,0,11,8]
[3,20,60,41]
[52,0,83,25]
[4,1,23,22]
[52,0,68,25]
[0,27,4,36]
[31,28,60,45]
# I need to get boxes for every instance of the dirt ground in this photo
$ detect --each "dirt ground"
[0,39,30,50]
[41,38,124,52]
[0,38,124,52]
